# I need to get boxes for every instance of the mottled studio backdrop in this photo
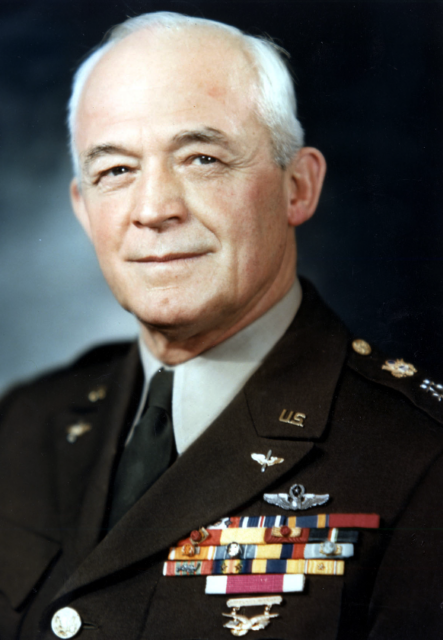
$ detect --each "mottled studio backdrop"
[1,1,443,394]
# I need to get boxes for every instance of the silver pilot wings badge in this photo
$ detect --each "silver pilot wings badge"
[263,483,329,511]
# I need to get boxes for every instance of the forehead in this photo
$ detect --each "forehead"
[75,28,260,149]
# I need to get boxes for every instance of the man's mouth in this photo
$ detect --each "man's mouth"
[133,252,207,263]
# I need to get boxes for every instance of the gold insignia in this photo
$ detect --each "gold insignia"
[66,422,92,443]
[251,450,284,472]
[352,339,372,356]
[279,410,306,427]
[88,385,107,402]
[382,359,417,379]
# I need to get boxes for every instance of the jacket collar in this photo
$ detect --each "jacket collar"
[54,278,350,597]
[246,278,350,440]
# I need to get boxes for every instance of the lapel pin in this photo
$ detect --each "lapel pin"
[87,385,107,402]
[251,450,284,472]
[66,422,92,443]
[223,595,282,636]
[382,359,417,379]
[263,483,330,511]
[279,410,306,427]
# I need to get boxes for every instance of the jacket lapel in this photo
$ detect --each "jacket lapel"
[52,342,142,566]
[56,280,350,596]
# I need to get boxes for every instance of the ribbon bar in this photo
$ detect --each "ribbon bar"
[163,558,344,576]
[168,542,354,561]
[205,574,306,594]
[176,527,360,548]
[207,514,380,530]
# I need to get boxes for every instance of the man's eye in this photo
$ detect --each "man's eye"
[94,165,134,187]
[192,155,218,165]
[108,166,130,176]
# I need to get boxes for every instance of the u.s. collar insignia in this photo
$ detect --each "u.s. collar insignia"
[263,484,330,511]
[382,359,417,378]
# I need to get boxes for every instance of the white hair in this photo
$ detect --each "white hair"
[67,11,305,176]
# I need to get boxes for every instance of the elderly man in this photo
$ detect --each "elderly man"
[1,11,443,640]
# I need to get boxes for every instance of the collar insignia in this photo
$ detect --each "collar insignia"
[251,450,284,472]
[278,410,306,427]
[382,359,417,378]
[66,422,92,443]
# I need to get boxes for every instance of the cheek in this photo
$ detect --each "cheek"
[87,201,129,260]
[196,173,285,238]
[229,176,288,249]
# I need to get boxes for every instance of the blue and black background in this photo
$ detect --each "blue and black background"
[1,1,442,393]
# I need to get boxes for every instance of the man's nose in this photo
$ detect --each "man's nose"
[131,162,188,228]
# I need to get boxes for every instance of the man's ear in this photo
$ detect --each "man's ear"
[286,147,327,227]
[70,178,92,239]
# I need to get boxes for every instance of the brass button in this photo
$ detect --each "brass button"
[51,607,82,638]
[352,339,372,356]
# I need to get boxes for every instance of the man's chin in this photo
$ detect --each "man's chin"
[133,303,214,340]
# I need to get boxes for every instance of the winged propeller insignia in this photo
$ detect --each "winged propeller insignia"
[251,450,284,472]
[263,483,330,511]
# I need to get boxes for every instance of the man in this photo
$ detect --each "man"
[1,11,443,640]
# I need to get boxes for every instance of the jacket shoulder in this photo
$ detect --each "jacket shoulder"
[347,337,443,425]
[70,340,134,369]
[0,340,135,405]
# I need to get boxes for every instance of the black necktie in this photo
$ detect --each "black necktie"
[108,368,175,529]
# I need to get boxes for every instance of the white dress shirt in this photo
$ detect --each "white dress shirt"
[136,278,302,454]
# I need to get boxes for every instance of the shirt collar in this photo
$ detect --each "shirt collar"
[138,278,302,453]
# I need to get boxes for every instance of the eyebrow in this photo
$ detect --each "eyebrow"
[171,127,232,149]
[82,144,138,171]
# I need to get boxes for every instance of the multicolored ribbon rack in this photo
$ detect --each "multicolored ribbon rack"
[164,513,380,594]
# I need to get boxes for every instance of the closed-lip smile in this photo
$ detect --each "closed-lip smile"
[131,252,208,263]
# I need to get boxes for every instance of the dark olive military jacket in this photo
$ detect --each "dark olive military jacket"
[1,280,443,639]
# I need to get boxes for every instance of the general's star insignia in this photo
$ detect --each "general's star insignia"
[421,379,443,401]
[382,359,417,378]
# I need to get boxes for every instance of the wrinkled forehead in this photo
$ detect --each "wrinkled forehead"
[75,27,260,144]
